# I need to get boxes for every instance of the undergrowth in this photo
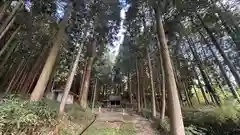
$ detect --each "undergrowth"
[0,95,58,134]
[157,101,240,135]
[0,95,95,135]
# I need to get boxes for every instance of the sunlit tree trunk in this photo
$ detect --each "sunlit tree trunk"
[59,43,84,114]
[30,3,72,101]
[154,6,185,135]
[147,48,156,117]
[193,67,209,105]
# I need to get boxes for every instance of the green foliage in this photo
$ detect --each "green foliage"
[0,95,57,134]
[185,125,207,135]
[83,123,135,135]
[183,101,240,134]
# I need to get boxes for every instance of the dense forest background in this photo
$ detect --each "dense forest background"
[0,0,240,134]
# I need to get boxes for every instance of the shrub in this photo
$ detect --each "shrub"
[0,95,58,134]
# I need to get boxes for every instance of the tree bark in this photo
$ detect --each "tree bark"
[136,59,141,113]
[0,2,21,37]
[158,50,166,121]
[59,43,83,114]
[0,25,21,57]
[128,72,133,103]
[147,48,156,117]
[193,67,209,105]
[0,16,15,40]
[80,57,94,109]
[79,60,88,101]
[30,3,72,101]
[91,79,97,112]
[0,41,18,70]
[154,6,185,135]
[4,59,24,94]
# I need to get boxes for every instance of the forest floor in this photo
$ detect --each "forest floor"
[82,108,160,135]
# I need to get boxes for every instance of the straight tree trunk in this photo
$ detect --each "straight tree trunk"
[0,16,15,40]
[0,41,18,70]
[142,66,147,109]
[198,31,240,102]
[154,6,185,135]
[30,3,72,101]
[159,51,166,121]
[136,60,141,113]
[0,2,21,36]
[193,86,201,104]
[193,67,209,105]
[196,13,240,86]
[147,48,156,117]
[0,25,21,57]
[128,72,133,103]
[59,43,83,114]
[79,60,88,101]
[4,59,24,94]
[80,57,94,109]
[187,38,220,105]
[91,79,97,112]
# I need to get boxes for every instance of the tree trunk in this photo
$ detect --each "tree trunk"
[187,37,220,106]
[91,79,97,112]
[182,81,192,107]
[80,57,94,109]
[0,41,18,70]
[128,72,133,103]
[142,65,147,109]
[193,67,209,105]
[136,59,141,113]
[147,49,156,117]
[198,31,240,102]
[79,60,88,101]
[154,6,185,135]
[196,13,240,86]
[59,43,83,114]
[159,51,166,121]
[30,3,72,101]
[0,16,15,40]
[0,2,21,37]
[4,59,24,94]
[0,25,21,57]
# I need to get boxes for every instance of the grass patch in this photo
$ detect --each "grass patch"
[83,122,136,135]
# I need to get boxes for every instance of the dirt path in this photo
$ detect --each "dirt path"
[82,108,160,135]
